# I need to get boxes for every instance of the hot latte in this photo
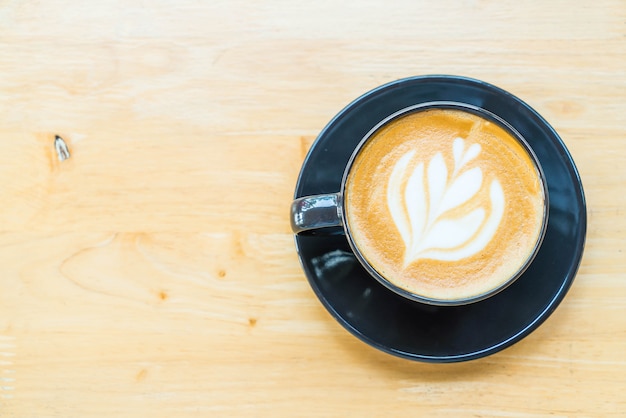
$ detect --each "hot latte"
[344,107,546,302]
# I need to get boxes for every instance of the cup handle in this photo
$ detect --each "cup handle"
[290,193,343,234]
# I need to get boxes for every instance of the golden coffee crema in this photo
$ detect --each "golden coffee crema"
[345,108,545,301]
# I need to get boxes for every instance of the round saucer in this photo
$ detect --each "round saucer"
[293,75,587,362]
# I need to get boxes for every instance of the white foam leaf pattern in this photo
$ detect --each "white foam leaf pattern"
[405,161,426,247]
[438,167,482,215]
[387,150,417,249]
[427,153,447,227]
[452,137,464,166]
[460,143,481,170]
[416,208,485,252]
[386,138,505,267]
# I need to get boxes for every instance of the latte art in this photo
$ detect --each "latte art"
[345,108,545,302]
[387,138,505,266]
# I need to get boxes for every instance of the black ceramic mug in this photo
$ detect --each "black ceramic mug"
[291,101,548,306]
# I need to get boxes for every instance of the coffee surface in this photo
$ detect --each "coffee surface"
[345,108,545,301]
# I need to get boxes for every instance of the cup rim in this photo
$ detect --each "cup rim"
[338,100,550,306]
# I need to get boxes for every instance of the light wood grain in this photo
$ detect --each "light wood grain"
[0,0,625,416]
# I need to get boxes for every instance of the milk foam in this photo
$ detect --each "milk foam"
[345,108,545,301]
[386,137,505,266]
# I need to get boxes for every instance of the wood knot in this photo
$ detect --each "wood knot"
[136,368,148,382]
[54,135,71,161]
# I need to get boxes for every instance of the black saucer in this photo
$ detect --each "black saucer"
[293,75,587,362]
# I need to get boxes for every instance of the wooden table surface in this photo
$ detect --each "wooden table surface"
[1,1,625,416]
